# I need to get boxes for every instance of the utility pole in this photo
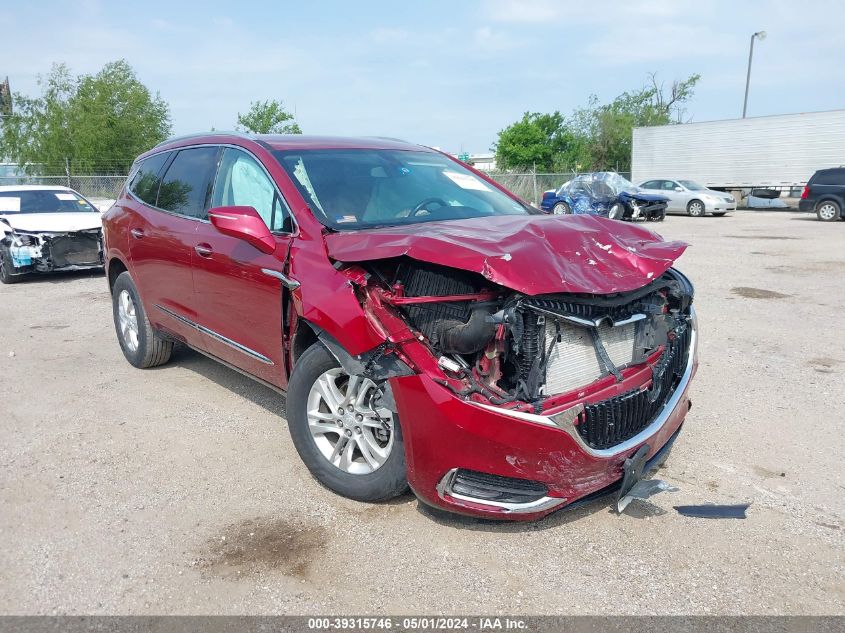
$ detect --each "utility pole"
[742,31,766,118]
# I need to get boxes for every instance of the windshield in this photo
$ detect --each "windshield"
[273,149,531,229]
[678,180,706,191]
[565,172,638,198]
[0,189,98,214]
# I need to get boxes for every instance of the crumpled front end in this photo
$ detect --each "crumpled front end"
[2,228,104,275]
[328,244,697,518]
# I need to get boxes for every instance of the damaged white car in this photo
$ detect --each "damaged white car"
[0,186,104,284]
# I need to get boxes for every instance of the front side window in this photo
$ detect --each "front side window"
[0,189,98,214]
[678,180,706,191]
[273,149,531,230]
[128,152,170,205]
[212,148,290,232]
[156,147,220,218]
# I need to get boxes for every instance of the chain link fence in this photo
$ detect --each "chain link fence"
[0,175,127,200]
[1,170,635,208]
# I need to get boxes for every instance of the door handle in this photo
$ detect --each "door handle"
[130,228,144,239]
[194,243,213,258]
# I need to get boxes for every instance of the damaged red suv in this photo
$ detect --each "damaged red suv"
[103,133,697,520]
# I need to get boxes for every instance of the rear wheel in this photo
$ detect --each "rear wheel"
[817,200,841,222]
[687,200,705,217]
[287,343,408,502]
[0,248,22,284]
[552,202,571,215]
[111,272,172,368]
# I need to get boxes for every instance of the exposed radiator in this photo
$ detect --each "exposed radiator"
[542,320,637,396]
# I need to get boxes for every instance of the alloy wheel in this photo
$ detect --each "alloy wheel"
[306,368,395,475]
[117,289,140,352]
[818,202,838,221]
[688,201,704,217]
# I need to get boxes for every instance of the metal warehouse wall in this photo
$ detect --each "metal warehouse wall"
[632,110,845,188]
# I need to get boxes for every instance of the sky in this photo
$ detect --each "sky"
[2,0,843,153]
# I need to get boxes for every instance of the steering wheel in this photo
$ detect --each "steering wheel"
[411,197,449,216]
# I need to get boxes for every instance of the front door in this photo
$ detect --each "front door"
[191,147,295,388]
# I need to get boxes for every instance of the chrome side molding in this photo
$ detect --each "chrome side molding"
[154,304,274,365]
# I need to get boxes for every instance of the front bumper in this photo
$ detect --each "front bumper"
[6,231,104,274]
[705,200,736,213]
[393,319,698,520]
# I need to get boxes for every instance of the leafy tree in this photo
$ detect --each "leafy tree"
[495,73,700,173]
[0,61,171,175]
[495,112,583,172]
[236,100,301,134]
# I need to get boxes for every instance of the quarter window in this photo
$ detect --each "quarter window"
[157,147,220,218]
[212,148,291,232]
[128,152,170,206]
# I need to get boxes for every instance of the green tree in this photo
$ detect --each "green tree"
[0,61,171,175]
[494,112,583,172]
[236,100,301,134]
[495,73,700,173]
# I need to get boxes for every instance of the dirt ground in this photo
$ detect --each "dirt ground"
[1,210,843,615]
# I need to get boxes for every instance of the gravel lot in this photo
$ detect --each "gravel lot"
[1,210,843,615]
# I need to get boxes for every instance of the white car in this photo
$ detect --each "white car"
[638,179,736,217]
[0,185,104,284]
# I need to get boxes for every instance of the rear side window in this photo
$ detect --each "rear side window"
[641,180,660,189]
[157,147,220,218]
[812,170,845,186]
[128,152,170,205]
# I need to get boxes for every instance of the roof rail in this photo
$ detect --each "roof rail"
[153,130,254,149]
[366,136,411,143]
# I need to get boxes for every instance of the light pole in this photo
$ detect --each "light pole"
[742,31,766,118]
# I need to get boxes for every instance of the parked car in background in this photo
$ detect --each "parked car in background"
[638,179,735,217]
[541,172,667,221]
[799,168,845,222]
[0,185,104,284]
[103,133,696,520]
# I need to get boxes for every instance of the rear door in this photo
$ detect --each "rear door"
[191,147,294,387]
[125,150,201,345]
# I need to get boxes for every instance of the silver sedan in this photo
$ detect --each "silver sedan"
[638,179,736,217]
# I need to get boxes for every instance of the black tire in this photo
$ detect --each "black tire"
[0,248,22,284]
[608,203,624,220]
[712,212,727,217]
[552,202,571,215]
[111,271,172,368]
[816,200,841,222]
[687,199,706,217]
[287,343,408,502]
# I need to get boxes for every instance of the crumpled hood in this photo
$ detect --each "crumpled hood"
[325,214,687,296]
[0,212,103,233]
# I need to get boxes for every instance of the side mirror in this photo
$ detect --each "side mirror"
[208,206,276,254]
[674,186,683,192]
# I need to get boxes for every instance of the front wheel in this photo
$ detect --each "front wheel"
[817,200,841,222]
[687,199,706,217]
[0,248,22,284]
[287,343,408,502]
[552,202,571,215]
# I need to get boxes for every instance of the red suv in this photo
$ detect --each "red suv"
[103,133,697,520]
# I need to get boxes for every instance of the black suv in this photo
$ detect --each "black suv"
[799,168,845,221]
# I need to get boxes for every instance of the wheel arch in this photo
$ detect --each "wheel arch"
[107,256,129,294]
